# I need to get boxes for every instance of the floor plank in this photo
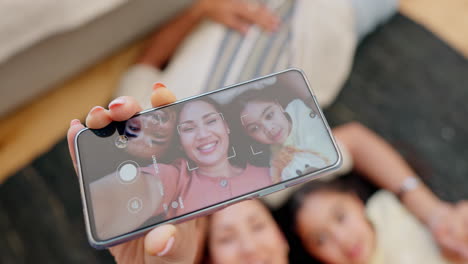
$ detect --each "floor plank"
[0,40,146,183]
[400,0,468,57]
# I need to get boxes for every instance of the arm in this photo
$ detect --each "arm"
[68,88,203,263]
[333,122,468,261]
[137,4,205,69]
[138,0,279,69]
[332,122,444,224]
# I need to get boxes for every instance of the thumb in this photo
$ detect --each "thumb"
[144,224,176,257]
[67,119,85,172]
[144,221,198,262]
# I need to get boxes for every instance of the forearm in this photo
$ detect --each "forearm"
[333,122,446,224]
[137,3,205,69]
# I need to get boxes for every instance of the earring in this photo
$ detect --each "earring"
[186,160,199,171]
[240,114,249,126]
[227,146,237,159]
[250,145,263,155]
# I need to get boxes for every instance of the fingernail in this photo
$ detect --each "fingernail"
[153,83,166,90]
[157,236,175,257]
[109,97,126,109]
[90,106,104,114]
[70,119,81,126]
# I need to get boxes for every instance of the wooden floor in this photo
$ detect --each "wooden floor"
[0,0,467,183]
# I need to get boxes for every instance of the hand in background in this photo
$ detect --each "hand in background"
[67,84,205,264]
[428,201,468,263]
[194,0,280,34]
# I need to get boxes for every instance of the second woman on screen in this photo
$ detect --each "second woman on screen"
[169,97,272,213]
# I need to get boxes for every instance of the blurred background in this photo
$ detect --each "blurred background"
[0,0,467,263]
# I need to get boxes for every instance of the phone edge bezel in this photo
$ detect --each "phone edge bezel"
[74,68,343,249]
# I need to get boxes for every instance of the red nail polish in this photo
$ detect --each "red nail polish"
[109,98,126,109]
[153,83,166,90]
[90,106,104,114]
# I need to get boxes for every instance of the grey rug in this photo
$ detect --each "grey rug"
[325,14,468,202]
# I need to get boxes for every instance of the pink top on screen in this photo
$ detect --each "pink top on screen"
[141,160,272,218]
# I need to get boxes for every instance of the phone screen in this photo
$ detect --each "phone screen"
[76,69,340,244]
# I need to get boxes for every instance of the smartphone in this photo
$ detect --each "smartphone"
[75,68,342,249]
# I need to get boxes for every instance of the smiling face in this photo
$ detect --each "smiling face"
[178,100,230,168]
[124,109,176,159]
[209,200,289,264]
[296,191,375,264]
[240,100,291,145]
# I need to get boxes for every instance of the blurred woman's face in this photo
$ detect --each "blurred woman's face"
[209,200,289,264]
[296,191,375,264]
[178,101,230,168]
[240,100,291,145]
[124,109,176,158]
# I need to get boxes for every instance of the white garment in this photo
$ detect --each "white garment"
[117,20,226,109]
[276,151,328,181]
[262,138,352,208]
[116,0,356,110]
[284,99,338,162]
[367,191,455,264]
[270,99,338,181]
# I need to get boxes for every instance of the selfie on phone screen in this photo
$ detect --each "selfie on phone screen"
[76,70,340,242]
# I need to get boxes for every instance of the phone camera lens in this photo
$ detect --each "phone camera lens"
[309,111,317,119]
[115,135,128,148]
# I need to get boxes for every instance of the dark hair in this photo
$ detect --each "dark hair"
[227,87,295,167]
[274,178,357,263]
[231,86,293,128]
[229,88,302,167]
[274,173,378,263]
[120,110,178,164]
[174,96,248,169]
[233,87,280,112]
[288,178,356,225]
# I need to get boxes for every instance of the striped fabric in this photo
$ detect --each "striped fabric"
[203,0,296,92]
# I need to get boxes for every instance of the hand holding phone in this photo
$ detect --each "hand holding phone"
[73,69,341,249]
[68,85,203,263]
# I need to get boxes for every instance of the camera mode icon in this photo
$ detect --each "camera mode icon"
[128,197,143,214]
